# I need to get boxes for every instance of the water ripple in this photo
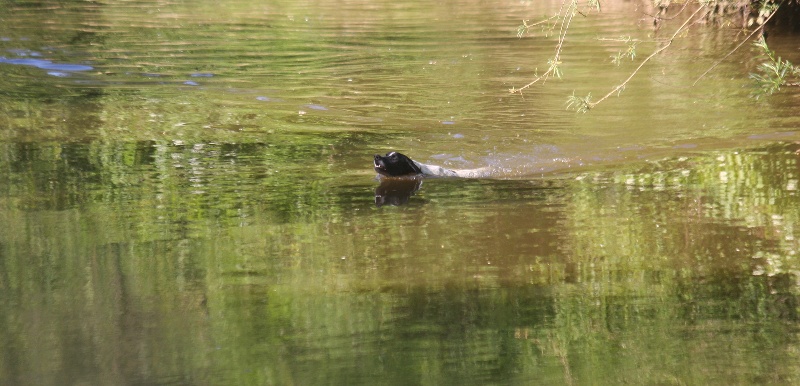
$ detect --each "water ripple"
[0,57,93,72]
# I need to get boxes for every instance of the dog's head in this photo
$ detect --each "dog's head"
[373,151,422,177]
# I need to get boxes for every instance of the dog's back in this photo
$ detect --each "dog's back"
[413,161,492,178]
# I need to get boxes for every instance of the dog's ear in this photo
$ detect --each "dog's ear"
[404,156,422,174]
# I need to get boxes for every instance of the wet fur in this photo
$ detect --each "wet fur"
[374,152,491,178]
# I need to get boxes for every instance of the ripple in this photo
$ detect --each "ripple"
[304,104,328,111]
[0,57,93,72]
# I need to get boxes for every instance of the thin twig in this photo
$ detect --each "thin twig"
[586,4,709,109]
[641,1,692,22]
[510,0,578,94]
[596,37,643,42]
[519,14,561,33]
[692,6,780,86]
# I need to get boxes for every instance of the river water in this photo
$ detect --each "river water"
[1,0,800,384]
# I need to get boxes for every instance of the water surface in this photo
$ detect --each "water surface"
[1,0,800,385]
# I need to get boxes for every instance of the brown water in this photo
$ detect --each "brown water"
[1,0,800,385]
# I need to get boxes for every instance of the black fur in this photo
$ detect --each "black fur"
[374,152,422,177]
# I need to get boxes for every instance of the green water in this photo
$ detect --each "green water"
[1,0,800,384]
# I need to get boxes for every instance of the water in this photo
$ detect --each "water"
[1,0,800,384]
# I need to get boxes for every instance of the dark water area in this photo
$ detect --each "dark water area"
[1,0,800,385]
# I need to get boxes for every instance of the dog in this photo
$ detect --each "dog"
[373,151,491,178]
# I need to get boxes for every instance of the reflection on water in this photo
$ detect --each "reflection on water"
[374,178,422,207]
[1,0,800,385]
[2,141,799,385]
[0,56,93,74]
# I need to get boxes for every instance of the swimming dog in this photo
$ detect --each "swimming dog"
[373,151,491,178]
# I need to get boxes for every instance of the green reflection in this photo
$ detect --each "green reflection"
[1,141,799,384]
[1,0,800,385]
